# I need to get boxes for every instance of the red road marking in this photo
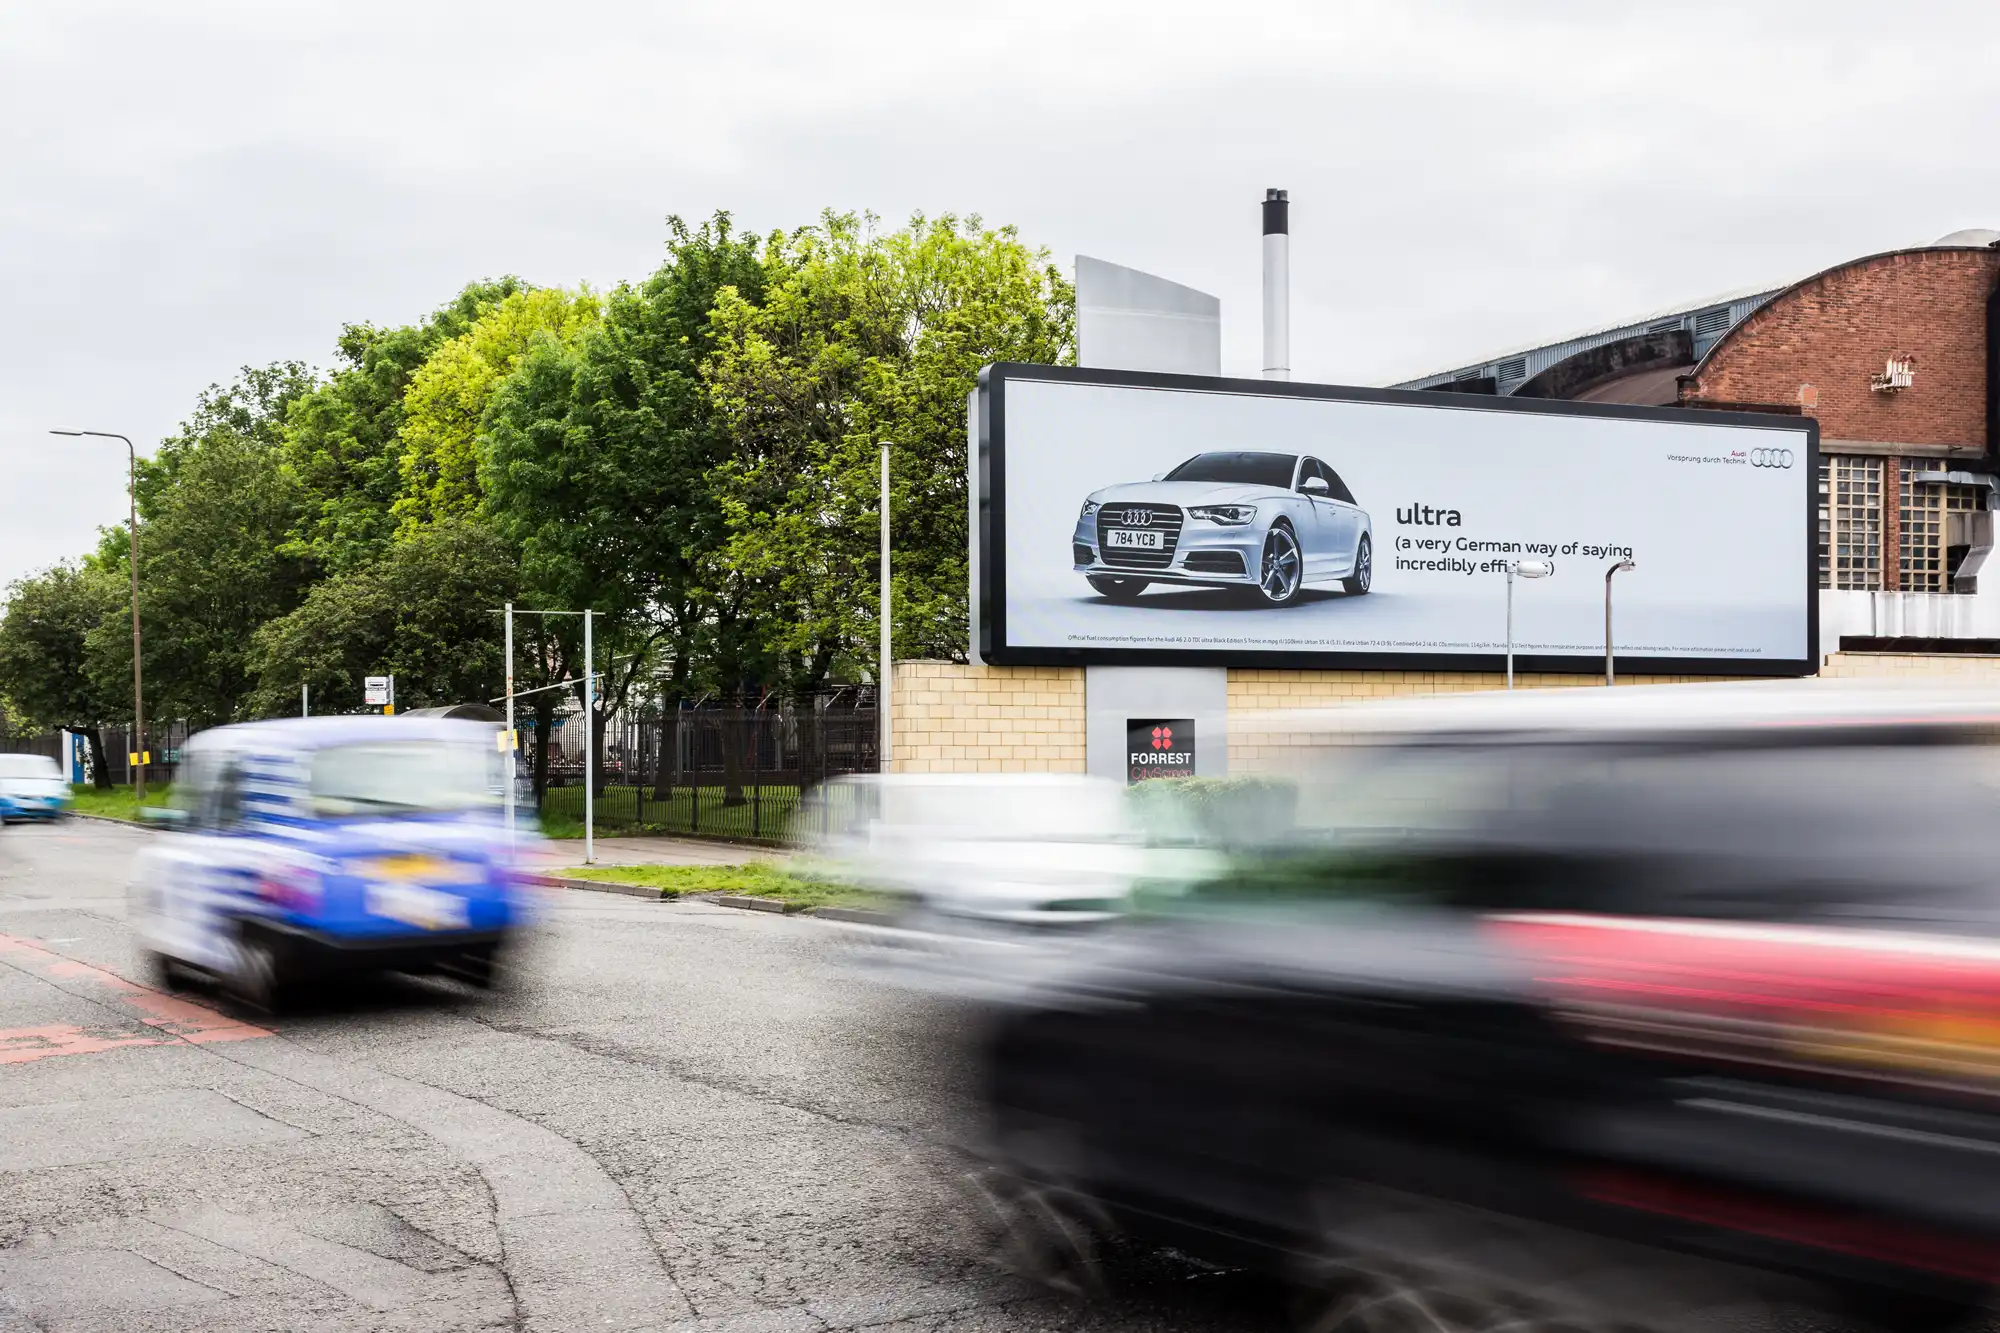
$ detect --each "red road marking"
[0,932,269,1065]
[0,1023,165,1065]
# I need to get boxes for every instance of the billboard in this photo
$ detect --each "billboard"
[974,364,1818,674]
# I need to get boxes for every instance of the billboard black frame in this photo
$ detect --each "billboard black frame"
[974,361,1820,676]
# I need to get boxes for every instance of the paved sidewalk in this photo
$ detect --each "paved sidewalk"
[540,834,791,869]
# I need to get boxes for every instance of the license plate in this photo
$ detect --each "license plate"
[364,883,469,931]
[1106,529,1162,550]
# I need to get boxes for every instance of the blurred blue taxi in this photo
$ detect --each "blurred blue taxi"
[0,752,71,822]
[132,716,545,1011]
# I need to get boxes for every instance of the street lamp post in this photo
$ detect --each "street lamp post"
[1505,558,1554,690]
[51,429,144,800]
[1604,558,1637,685]
[879,441,892,775]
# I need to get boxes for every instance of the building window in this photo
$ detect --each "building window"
[1496,357,1526,383]
[1898,462,1985,592]
[1693,307,1733,337]
[1820,456,1883,590]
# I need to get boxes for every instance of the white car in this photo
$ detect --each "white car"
[0,752,71,822]
[798,773,1222,1001]
[1073,450,1372,606]
[802,774,1145,928]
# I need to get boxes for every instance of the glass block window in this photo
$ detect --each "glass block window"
[1820,456,1883,590]
[1899,462,1986,592]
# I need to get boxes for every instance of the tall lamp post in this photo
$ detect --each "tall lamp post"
[52,429,145,800]
[879,441,892,775]
[1604,558,1637,686]
[1504,558,1554,690]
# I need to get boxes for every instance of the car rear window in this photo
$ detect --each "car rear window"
[1164,453,1296,487]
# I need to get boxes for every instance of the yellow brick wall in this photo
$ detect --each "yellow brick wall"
[1225,666,1724,709]
[890,660,1086,773]
[891,654,2000,775]
[1819,651,2000,679]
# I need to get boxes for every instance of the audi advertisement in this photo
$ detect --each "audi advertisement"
[974,364,1817,673]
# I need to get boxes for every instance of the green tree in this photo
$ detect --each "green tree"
[482,213,769,789]
[395,286,600,529]
[704,211,1072,685]
[246,517,519,716]
[84,365,319,727]
[0,563,125,786]
[282,278,527,573]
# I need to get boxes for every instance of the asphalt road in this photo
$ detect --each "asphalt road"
[0,819,1277,1333]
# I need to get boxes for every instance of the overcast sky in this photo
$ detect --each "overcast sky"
[5,0,1998,590]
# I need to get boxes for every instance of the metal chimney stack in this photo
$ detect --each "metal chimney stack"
[1261,188,1289,381]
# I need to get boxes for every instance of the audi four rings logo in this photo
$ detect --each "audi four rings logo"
[1120,509,1155,526]
[1750,448,1794,469]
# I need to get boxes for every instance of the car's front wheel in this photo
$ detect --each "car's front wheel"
[1087,575,1148,603]
[1255,522,1305,606]
[1342,533,1372,596]
[230,934,292,1015]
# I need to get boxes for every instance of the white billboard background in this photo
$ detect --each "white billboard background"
[998,377,1811,663]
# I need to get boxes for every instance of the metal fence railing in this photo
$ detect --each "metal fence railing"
[534,705,879,843]
[1,698,882,845]
[0,721,192,788]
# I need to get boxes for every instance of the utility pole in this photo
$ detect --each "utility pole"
[302,685,309,718]
[583,607,595,866]
[52,430,144,801]
[879,442,892,774]
[504,602,515,843]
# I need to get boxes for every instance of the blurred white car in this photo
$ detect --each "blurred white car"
[800,773,1205,998]
[802,773,1150,929]
[0,752,71,822]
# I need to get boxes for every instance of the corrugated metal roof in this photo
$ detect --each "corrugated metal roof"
[1389,282,1789,390]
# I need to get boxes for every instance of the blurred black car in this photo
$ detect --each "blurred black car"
[973,684,2000,1331]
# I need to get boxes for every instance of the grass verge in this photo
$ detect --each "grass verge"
[558,861,886,912]
[68,783,173,823]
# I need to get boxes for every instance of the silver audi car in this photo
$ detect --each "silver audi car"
[1072,451,1372,606]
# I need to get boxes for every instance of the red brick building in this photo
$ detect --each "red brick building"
[1398,229,2000,605]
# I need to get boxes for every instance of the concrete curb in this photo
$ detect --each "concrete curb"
[550,876,677,901]
[501,875,899,924]
[810,905,896,926]
[707,893,799,914]
[69,813,151,830]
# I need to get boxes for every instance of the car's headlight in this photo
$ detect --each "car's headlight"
[1079,500,1100,518]
[1188,504,1257,525]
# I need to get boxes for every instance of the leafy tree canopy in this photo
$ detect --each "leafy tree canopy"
[282,278,528,573]
[246,517,518,716]
[80,364,322,727]
[704,211,1072,684]
[0,562,124,732]
[481,212,768,710]
[395,286,600,530]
